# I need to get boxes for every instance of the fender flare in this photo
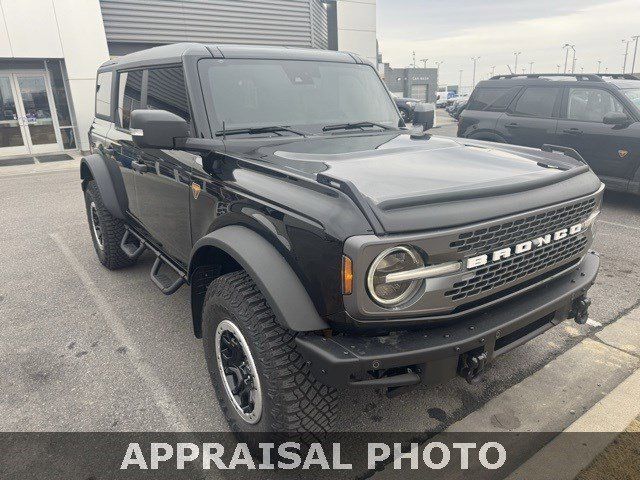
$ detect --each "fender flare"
[189,226,330,332]
[80,154,128,220]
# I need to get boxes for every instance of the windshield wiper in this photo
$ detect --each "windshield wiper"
[322,121,393,132]
[215,125,306,137]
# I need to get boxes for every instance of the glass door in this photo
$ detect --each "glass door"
[14,73,62,154]
[0,75,29,156]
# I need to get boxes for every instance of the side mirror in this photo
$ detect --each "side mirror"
[603,111,630,126]
[412,102,436,131]
[130,109,190,149]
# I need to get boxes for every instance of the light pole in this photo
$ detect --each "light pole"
[412,51,416,69]
[490,65,496,77]
[557,64,561,73]
[631,35,639,74]
[622,39,630,73]
[514,52,522,72]
[572,57,578,73]
[597,60,602,74]
[420,58,428,69]
[471,56,480,86]
[459,70,463,91]
[562,44,575,73]
[434,61,443,86]
[529,61,534,74]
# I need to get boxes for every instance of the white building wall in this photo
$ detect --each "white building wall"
[52,0,110,152]
[0,0,110,151]
[336,0,376,64]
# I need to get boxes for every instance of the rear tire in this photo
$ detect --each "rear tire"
[202,271,337,436]
[84,180,135,270]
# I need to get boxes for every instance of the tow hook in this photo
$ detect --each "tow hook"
[459,351,488,384]
[570,296,591,325]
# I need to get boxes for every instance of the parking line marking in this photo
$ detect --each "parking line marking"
[50,232,193,431]
[599,220,640,232]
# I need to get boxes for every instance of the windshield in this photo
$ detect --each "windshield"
[622,88,640,109]
[199,59,400,134]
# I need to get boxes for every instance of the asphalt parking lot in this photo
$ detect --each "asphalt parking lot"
[0,141,639,439]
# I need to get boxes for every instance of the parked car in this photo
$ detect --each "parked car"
[81,44,601,435]
[451,98,468,119]
[393,96,421,122]
[446,94,468,109]
[446,95,468,114]
[458,74,640,194]
[436,89,456,108]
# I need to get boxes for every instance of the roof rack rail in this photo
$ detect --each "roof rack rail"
[489,73,604,82]
[595,73,640,80]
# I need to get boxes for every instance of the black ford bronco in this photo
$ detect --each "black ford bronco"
[82,43,602,433]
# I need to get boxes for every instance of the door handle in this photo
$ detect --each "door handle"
[562,128,583,135]
[505,123,520,128]
[131,160,148,174]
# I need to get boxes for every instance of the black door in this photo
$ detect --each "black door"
[557,86,640,185]
[495,86,561,148]
[110,69,145,220]
[133,66,195,266]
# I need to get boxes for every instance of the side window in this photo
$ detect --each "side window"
[146,67,191,123]
[117,70,143,129]
[512,87,560,118]
[95,71,112,119]
[467,86,520,112]
[567,87,625,122]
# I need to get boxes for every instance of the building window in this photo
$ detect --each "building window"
[46,60,77,149]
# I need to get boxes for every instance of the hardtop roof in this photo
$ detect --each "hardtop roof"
[98,43,361,72]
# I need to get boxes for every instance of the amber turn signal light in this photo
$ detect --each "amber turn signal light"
[342,255,353,295]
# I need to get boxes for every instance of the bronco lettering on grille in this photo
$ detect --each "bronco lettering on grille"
[466,223,584,269]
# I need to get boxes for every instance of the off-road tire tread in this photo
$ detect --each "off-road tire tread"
[203,271,338,434]
[85,180,135,270]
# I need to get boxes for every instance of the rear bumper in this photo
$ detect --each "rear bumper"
[295,251,599,388]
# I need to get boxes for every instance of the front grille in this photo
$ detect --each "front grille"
[450,198,596,253]
[445,235,588,301]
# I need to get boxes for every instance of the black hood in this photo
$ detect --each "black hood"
[225,132,602,233]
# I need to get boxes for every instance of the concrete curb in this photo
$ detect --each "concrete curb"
[507,366,640,480]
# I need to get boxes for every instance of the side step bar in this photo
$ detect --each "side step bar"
[120,227,186,295]
[120,229,146,260]
[150,256,186,295]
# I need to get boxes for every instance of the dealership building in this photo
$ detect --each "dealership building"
[0,0,376,159]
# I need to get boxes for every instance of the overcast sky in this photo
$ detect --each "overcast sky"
[377,0,640,87]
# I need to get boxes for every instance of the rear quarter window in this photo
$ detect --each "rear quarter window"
[467,86,520,111]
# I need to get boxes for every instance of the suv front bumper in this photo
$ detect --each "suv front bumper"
[295,251,599,388]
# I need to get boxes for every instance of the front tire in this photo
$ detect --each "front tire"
[84,180,135,270]
[202,271,337,435]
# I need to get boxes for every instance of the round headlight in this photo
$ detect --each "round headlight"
[367,246,424,306]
